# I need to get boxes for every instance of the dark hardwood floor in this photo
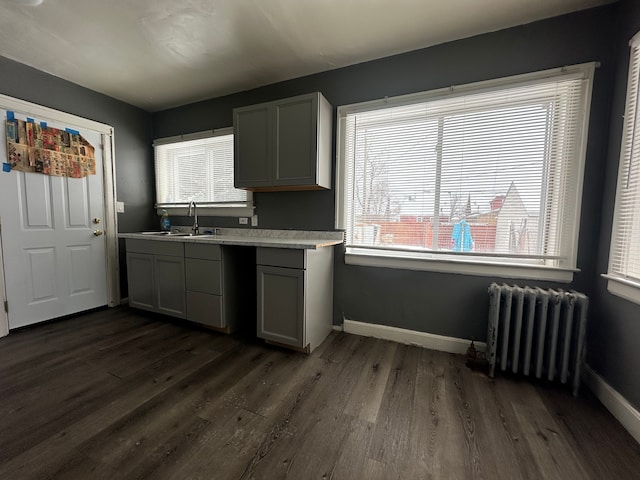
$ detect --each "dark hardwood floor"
[1,307,639,479]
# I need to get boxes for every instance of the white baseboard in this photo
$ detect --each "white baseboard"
[120,296,129,306]
[584,365,640,444]
[342,319,485,355]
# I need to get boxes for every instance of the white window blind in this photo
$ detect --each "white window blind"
[337,64,595,272]
[154,129,248,208]
[608,33,640,291]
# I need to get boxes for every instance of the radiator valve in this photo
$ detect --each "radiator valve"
[466,339,488,371]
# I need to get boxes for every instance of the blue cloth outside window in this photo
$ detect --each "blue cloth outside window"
[452,219,473,252]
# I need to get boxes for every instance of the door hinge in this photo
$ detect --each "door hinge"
[3,300,7,313]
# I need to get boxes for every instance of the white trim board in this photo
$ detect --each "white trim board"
[0,227,8,338]
[0,93,112,134]
[583,365,640,445]
[342,319,485,355]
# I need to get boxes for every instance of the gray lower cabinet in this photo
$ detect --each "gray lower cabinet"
[185,243,227,331]
[126,252,155,311]
[126,239,254,332]
[126,239,186,319]
[256,247,333,352]
[184,243,255,333]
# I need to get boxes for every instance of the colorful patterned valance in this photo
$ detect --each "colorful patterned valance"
[5,117,96,178]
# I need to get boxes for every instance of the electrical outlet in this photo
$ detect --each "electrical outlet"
[251,214,258,227]
[239,217,248,225]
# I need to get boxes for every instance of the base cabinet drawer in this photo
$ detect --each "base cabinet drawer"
[184,244,255,333]
[185,258,221,295]
[186,291,223,329]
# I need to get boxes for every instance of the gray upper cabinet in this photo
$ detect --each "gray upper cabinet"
[234,105,271,188]
[234,92,332,191]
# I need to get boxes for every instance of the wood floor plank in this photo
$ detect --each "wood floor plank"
[403,347,442,478]
[1,306,639,480]
[330,417,377,479]
[343,338,397,423]
[502,378,592,479]
[238,336,379,479]
[0,359,121,462]
[538,385,640,479]
[472,373,544,480]
[366,344,420,469]
[76,344,269,469]
[165,408,269,480]
[0,330,231,478]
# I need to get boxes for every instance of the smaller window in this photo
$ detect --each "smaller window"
[154,128,253,217]
[605,32,640,305]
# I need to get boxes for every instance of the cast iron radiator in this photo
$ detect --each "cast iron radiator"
[486,283,589,396]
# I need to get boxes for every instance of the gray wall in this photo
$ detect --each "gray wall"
[0,55,155,293]
[153,5,617,340]
[590,0,640,410]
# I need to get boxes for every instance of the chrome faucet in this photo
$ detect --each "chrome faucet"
[187,200,199,235]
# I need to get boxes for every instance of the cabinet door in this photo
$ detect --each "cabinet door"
[234,105,272,188]
[257,265,305,348]
[154,255,186,318]
[273,95,318,186]
[126,253,155,312]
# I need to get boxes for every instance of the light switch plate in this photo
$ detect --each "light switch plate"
[116,201,125,213]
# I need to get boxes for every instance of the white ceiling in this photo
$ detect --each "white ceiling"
[0,0,613,112]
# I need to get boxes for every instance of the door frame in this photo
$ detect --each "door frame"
[0,229,8,338]
[0,93,120,317]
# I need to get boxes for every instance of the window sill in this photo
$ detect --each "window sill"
[345,248,576,282]
[603,274,640,306]
[156,204,254,218]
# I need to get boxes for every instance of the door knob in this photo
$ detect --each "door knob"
[93,229,103,236]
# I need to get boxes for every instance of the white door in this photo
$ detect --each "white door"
[0,114,108,329]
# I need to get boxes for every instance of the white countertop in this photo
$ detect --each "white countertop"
[118,227,344,250]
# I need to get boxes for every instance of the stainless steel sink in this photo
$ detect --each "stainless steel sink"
[140,231,194,236]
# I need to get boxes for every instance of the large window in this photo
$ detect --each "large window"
[154,128,252,216]
[336,64,596,281]
[606,33,640,305]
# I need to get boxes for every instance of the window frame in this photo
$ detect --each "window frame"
[604,32,640,305]
[153,127,254,218]
[335,63,597,282]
